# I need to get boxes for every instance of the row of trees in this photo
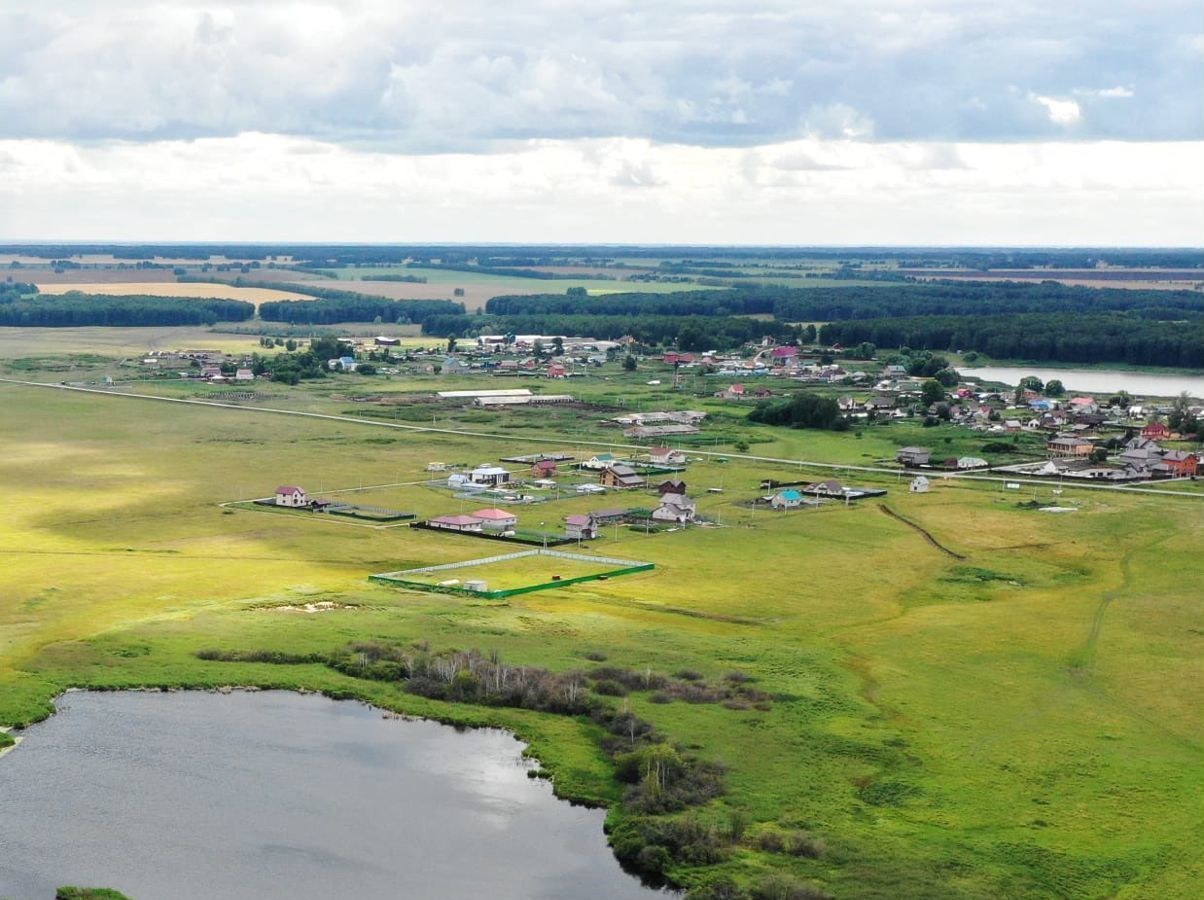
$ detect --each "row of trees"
[820,314,1204,367]
[426,312,798,349]
[258,296,463,327]
[747,393,849,430]
[485,281,1204,325]
[0,293,254,327]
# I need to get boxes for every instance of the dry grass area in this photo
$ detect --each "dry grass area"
[15,268,172,285]
[35,282,314,306]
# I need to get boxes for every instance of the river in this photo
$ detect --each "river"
[0,691,667,900]
[957,366,1204,398]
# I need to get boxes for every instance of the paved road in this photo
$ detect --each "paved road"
[2,377,1200,501]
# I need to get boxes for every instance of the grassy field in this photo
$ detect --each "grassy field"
[0,349,1201,898]
[34,282,313,305]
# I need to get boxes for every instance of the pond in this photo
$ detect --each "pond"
[958,366,1204,399]
[0,691,668,900]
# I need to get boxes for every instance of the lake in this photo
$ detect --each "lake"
[0,691,667,900]
[958,366,1204,398]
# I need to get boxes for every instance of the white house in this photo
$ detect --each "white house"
[275,486,308,507]
[909,476,931,494]
[468,465,512,487]
[957,456,988,470]
[648,447,687,466]
[770,489,803,509]
[651,493,697,524]
[581,453,618,470]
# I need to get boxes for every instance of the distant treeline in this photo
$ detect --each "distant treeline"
[0,281,38,301]
[487,282,1204,322]
[259,295,464,327]
[0,293,254,327]
[819,314,1204,367]
[361,273,428,283]
[428,312,796,349]
[6,244,1200,269]
[408,261,617,281]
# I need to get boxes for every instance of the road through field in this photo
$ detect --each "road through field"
[2,377,1201,501]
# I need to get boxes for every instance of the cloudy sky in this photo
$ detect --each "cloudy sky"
[0,0,1200,244]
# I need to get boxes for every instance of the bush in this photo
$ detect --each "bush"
[593,679,629,697]
[750,875,832,900]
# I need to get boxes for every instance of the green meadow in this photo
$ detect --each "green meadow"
[0,352,1201,899]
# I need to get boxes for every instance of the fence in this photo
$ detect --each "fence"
[369,548,655,599]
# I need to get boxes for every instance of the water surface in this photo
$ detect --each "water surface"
[0,690,665,900]
[958,366,1204,398]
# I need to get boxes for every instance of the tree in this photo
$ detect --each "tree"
[921,379,946,406]
[1044,379,1065,397]
[1019,375,1044,393]
[623,355,637,372]
[854,341,876,359]
[934,367,959,387]
[446,336,457,353]
[801,324,817,343]
[284,338,297,352]
[566,286,587,298]
[551,336,564,356]
[1089,447,1109,464]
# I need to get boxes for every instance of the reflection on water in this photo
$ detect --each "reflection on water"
[958,366,1204,398]
[0,691,666,900]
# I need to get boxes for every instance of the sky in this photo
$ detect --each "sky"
[0,0,1200,245]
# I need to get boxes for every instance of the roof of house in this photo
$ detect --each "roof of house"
[431,514,484,526]
[897,446,929,454]
[648,446,671,455]
[473,508,517,520]
[565,514,592,526]
[275,485,305,495]
[777,490,802,500]
[608,464,639,476]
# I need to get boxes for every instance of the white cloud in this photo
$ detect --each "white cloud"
[0,133,1199,244]
[1032,94,1083,126]
[0,1,1198,147]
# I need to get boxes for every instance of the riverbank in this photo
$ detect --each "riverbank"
[1,690,660,900]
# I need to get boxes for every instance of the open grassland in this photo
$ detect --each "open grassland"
[35,282,314,306]
[0,326,267,360]
[1,369,1202,899]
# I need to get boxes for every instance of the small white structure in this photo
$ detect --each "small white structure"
[235,368,255,381]
[275,486,308,507]
[465,580,489,592]
[426,462,447,472]
[957,456,988,470]
[468,465,511,487]
[576,483,606,494]
[648,447,687,466]
[909,476,930,494]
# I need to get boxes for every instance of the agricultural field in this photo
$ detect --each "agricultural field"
[34,282,313,306]
[1,345,1202,899]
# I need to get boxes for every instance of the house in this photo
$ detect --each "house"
[771,489,803,510]
[896,447,931,467]
[865,396,895,412]
[715,383,746,401]
[648,447,687,466]
[468,465,511,487]
[805,479,845,498]
[600,465,646,489]
[581,453,617,470]
[275,486,308,507]
[473,508,519,531]
[564,514,598,540]
[441,357,470,375]
[652,493,697,524]
[656,477,687,495]
[770,346,798,362]
[1155,450,1198,478]
[909,476,930,494]
[957,456,989,470]
[1047,436,1094,458]
[546,363,567,379]
[428,514,485,533]
[531,459,558,478]
[328,356,357,372]
[201,365,222,379]
[1141,422,1172,440]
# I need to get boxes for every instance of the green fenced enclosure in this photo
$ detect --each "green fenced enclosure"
[369,548,655,599]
